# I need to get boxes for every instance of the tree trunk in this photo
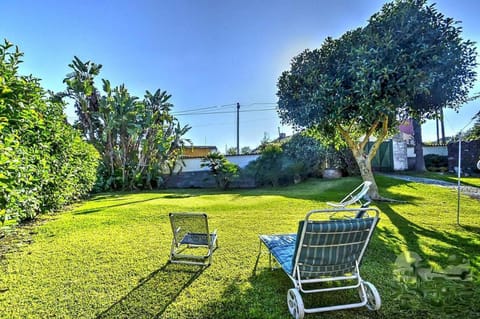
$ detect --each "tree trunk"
[440,108,446,144]
[355,154,381,200]
[336,117,389,201]
[412,119,426,171]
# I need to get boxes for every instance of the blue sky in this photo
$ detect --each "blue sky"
[1,0,479,150]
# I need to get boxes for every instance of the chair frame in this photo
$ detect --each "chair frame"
[326,181,372,208]
[169,212,218,266]
[259,208,380,318]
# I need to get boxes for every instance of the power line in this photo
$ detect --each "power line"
[174,107,277,116]
[173,103,237,115]
[172,102,277,115]
[185,117,278,128]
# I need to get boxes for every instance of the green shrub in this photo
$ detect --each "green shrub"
[245,144,288,186]
[424,154,448,172]
[246,133,360,188]
[0,40,99,225]
[282,134,325,178]
[201,152,239,190]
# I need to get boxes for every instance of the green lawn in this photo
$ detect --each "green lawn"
[0,176,479,318]
[399,171,480,188]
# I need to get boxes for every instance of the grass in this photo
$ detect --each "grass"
[0,176,479,318]
[398,171,480,188]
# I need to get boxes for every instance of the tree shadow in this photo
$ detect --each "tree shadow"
[74,196,170,215]
[461,224,480,234]
[96,263,205,318]
[377,202,480,264]
[80,176,422,212]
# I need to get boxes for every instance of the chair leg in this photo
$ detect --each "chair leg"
[258,239,275,270]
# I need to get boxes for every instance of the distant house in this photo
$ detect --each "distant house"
[398,119,414,145]
[182,146,218,158]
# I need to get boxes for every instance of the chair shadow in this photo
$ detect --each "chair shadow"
[96,262,205,318]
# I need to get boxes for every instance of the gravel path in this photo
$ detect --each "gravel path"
[380,173,480,200]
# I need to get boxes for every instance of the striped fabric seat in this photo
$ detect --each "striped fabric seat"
[260,218,375,277]
[295,218,375,277]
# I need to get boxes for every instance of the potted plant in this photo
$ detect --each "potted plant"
[322,147,342,179]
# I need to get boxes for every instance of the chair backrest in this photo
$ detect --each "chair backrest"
[169,212,211,245]
[339,181,372,206]
[292,208,379,279]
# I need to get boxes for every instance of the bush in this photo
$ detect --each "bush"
[337,147,360,176]
[282,134,325,178]
[246,133,360,188]
[0,40,99,225]
[424,154,448,172]
[200,152,239,190]
[245,144,289,186]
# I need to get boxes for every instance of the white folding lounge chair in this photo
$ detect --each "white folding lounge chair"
[327,181,372,208]
[169,212,218,266]
[259,208,381,319]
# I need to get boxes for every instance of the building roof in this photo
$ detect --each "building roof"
[183,145,218,158]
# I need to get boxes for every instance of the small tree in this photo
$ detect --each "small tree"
[201,152,239,190]
[464,116,480,141]
[241,146,252,154]
[282,133,326,178]
[373,1,478,172]
[226,147,238,155]
[62,57,191,190]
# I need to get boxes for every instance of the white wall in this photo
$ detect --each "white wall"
[225,154,260,167]
[392,138,408,171]
[174,154,260,173]
[407,145,448,157]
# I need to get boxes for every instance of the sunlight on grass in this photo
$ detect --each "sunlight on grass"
[402,171,480,188]
[0,176,479,318]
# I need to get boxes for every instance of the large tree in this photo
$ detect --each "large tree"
[277,0,476,199]
[372,1,477,171]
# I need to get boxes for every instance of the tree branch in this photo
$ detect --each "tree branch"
[367,115,389,162]
[336,125,359,156]
[359,119,380,151]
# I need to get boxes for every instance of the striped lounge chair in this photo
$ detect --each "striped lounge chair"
[259,208,380,319]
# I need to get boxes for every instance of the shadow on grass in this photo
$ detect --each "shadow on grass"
[377,203,480,263]
[96,263,205,319]
[81,176,422,213]
[196,255,388,319]
[461,224,480,234]
[74,196,166,215]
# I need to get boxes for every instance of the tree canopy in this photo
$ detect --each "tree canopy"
[277,0,477,199]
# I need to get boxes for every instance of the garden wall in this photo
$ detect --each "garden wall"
[166,154,259,188]
[164,171,255,188]
[407,145,448,157]
[172,154,260,172]
[447,139,480,174]
[407,145,448,170]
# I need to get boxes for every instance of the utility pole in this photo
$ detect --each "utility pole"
[236,102,240,155]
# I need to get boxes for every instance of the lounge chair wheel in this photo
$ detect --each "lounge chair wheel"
[287,288,304,319]
[361,281,381,311]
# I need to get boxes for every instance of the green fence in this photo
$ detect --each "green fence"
[367,140,393,171]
